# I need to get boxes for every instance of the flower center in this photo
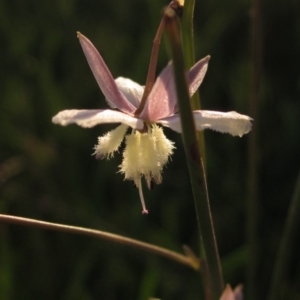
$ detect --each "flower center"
[120,124,175,213]
[94,123,175,214]
[120,124,174,186]
[93,124,128,159]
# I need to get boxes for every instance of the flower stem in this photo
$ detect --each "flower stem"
[247,0,262,297]
[267,170,300,300]
[135,1,184,117]
[0,213,199,270]
[164,8,223,300]
[134,14,165,117]
[181,0,206,166]
[181,0,195,69]
[181,0,209,293]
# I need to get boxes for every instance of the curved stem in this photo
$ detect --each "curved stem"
[137,178,149,214]
[0,214,198,270]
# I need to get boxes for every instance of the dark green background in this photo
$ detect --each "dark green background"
[0,0,299,299]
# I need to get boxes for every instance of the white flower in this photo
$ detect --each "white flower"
[52,32,252,214]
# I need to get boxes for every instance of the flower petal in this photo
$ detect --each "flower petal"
[139,56,210,121]
[232,285,243,300]
[52,109,144,130]
[77,32,135,114]
[220,285,236,300]
[188,56,210,97]
[158,111,252,137]
[115,77,144,108]
[139,62,177,121]
[220,285,243,300]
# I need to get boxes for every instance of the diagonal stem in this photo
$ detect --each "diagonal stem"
[181,0,209,295]
[164,8,224,300]
[181,0,206,166]
[0,214,199,270]
[134,15,165,117]
[135,1,184,117]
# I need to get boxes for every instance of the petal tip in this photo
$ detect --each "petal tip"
[51,116,57,124]
[51,114,61,125]
[205,55,211,61]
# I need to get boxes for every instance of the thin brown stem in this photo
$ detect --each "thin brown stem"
[134,1,183,117]
[0,214,199,270]
[134,15,166,117]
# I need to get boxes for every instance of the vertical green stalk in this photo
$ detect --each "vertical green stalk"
[164,8,223,300]
[181,1,208,292]
[181,0,206,165]
[247,0,262,298]
[181,0,195,68]
[267,170,300,300]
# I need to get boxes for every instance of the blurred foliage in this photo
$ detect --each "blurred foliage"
[0,0,299,299]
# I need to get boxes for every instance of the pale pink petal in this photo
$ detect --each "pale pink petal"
[115,77,144,109]
[171,56,210,113]
[188,56,210,97]
[139,56,210,121]
[52,109,144,130]
[233,285,243,300]
[139,62,177,121]
[158,111,252,137]
[77,33,135,114]
[156,114,182,132]
[219,285,243,300]
[220,285,235,300]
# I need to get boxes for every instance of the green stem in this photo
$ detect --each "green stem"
[181,0,195,68]
[164,8,223,300]
[0,214,199,270]
[181,0,208,294]
[247,0,262,297]
[267,170,300,300]
[181,0,206,166]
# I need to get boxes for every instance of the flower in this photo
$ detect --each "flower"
[52,32,252,214]
[219,284,243,300]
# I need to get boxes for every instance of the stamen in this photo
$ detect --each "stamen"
[137,178,148,214]
[94,124,128,159]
